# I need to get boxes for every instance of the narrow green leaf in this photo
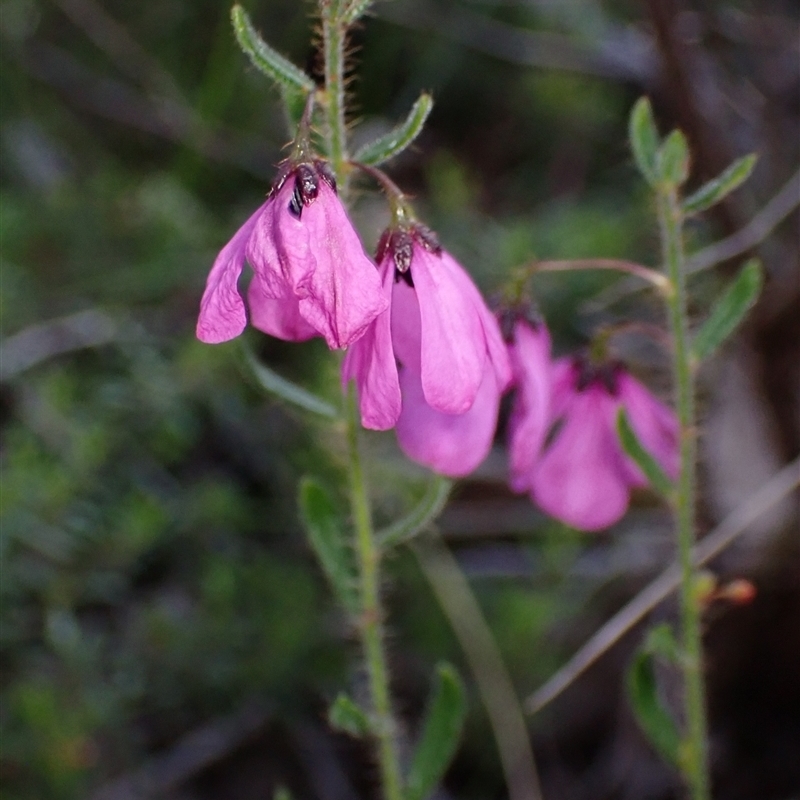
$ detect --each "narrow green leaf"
[353,93,434,167]
[328,692,371,738]
[657,130,691,187]
[629,97,660,186]
[692,259,763,363]
[626,649,681,766]
[244,348,339,419]
[643,623,681,664]
[683,154,758,215]
[378,476,452,549]
[406,663,467,800]
[616,410,675,498]
[298,478,359,613]
[231,5,314,96]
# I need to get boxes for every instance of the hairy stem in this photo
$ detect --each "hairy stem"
[657,187,711,800]
[345,390,404,800]
[321,8,403,793]
[321,4,348,182]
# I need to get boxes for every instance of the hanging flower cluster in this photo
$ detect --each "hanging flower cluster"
[506,318,679,531]
[196,154,678,531]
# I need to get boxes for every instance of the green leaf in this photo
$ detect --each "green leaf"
[616,409,675,498]
[273,787,293,800]
[328,692,371,738]
[231,6,315,97]
[298,478,359,613]
[406,663,467,800]
[378,476,452,549]
[691,259,763,363]
[657,130,691,187]
[683,154,758,215]
[244,347,339,419]
[627,648,681,766]
[353,93,434,167]
[643,623,681,664]
[629,97,660,186]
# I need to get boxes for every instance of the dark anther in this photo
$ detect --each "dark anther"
[288,183,304,219]
[391,231,414,273]
[295,164,319,205]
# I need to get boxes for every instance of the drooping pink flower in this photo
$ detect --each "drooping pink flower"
[342,224,512,477]
[197,160,387,349]
[515,357,678,531]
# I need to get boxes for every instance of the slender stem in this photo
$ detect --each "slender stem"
[345,390,404,800]
[322,4,348,182]
[657,187,710,800]
[321,2,403,794]
[532,258,673,292]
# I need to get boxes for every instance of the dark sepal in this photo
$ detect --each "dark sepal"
[411,223,441,255]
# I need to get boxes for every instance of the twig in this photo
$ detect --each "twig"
[51,0,185,102]
[686,167,800,274]
[90,702,272,800]
[1,309,122,380]
[11,40,273,179]
[377,3,656,83]
[533,258,671,291]
[412,534,543,800]
[583,168,800,312]
[524,456,800,715]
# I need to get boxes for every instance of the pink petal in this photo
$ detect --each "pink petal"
[617,372,680,484]
[508,321,552,493]
[532,386,631,531]
[395,363,501,478]
[452,263,513,390]
[342,261,401,430]
[248,274,317,342]
[389,274,422,372]
[272,180,388,349]
[196,202,267,343]
[549,357,580,419]
[410,247,486,414]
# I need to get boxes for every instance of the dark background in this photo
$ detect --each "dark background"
[1,0,798,798]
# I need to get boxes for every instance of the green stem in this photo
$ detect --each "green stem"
[320,4,402,796]
[657,187,711,800]
[346,390,404,800]
[322,5,348,182]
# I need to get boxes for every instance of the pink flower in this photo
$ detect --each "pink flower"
[509,351,678,531]
[342,225,512,477]
[197,161,388,349]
